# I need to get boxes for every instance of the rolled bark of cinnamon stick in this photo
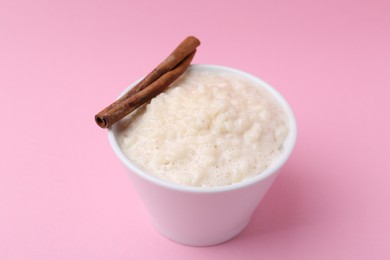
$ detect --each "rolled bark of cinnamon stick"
[95,36,200,128]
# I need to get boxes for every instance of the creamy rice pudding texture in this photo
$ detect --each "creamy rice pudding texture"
[117,68,289,187]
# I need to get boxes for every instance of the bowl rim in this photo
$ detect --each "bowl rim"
[107,64,297,194]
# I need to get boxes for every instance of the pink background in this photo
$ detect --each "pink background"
[1,0,390,259]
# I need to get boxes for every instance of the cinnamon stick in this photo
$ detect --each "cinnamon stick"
[95,36,200,128]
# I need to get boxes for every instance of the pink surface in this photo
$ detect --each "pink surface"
[1,0,389,259]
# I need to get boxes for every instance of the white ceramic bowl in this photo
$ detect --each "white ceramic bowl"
[108,64,297,246]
